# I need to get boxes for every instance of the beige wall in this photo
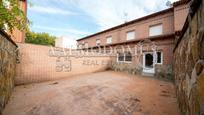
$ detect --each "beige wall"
[15,43,111,85]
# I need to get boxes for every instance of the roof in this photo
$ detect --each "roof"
[77,8,173,41]
[77,0,188,41]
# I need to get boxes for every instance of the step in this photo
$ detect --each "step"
[142,72,155,77]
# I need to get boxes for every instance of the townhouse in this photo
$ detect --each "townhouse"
[77,0,189,75]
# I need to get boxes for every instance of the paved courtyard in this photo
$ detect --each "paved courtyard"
[3,71,180,115]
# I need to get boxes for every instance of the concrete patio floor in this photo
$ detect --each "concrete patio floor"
[3,71,180,115]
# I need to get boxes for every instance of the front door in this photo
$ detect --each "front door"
[143,52,155,74]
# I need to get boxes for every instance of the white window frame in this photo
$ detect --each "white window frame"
[85,42,88,48]
[126,31,135,40]
[156,51,163,64]
[96,39,101,46]
[117,52,132,63]
[149,24,163,36]
[106,36,112,44]
[78,44,82,49]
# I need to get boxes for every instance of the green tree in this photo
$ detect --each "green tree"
[0,0,28,32]
[25,30,56,46]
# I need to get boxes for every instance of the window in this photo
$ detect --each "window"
[149,24,163,36]
[78,44,82,49]
[126,31,135,40]
[106,36,112,44]
[118,53,125,62]
[96,39,101,46]
[156,52,163,64]
[125,52,132,62]
[117,52,132,62]
[82,44,85,48]
[85,42,88,48]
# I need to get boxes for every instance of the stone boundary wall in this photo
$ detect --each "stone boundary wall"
[0,30,18,114]
[15,43,111,85]
[174,0,204,114]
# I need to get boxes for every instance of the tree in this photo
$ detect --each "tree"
[0,0,28,32]
[25,30,56,46]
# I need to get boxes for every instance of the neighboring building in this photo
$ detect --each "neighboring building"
[4,0,27,43]
[77,0,189,75]
[13,0,27,43]
[55,36,77,49]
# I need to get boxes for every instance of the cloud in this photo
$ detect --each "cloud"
[29,0,180,39]
[33,25,91,37]
[68,0,180,30]
[29,6,76,15]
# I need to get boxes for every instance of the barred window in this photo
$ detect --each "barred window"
[117,52,132,62]
[125,52,132,62]
[118,53,125,62]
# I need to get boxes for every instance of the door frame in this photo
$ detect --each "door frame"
[143,52,155,74]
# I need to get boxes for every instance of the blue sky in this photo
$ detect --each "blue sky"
[28,0,178,40]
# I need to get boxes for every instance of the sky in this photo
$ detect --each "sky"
[28,0,179,40]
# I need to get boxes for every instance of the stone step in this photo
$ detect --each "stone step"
[142,72,155,77]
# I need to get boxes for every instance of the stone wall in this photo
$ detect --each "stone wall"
[155,64,173,80]
[174,0,204,114]
[15,43,111,85]
[0,31,18,114]
[110,62,143,75]
[110,62,173,80]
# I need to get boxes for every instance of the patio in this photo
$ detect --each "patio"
[3,71,180,115]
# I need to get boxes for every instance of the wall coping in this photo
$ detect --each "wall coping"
[0,30,18,47]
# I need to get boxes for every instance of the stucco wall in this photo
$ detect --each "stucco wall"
[15,43,111,85]
[174,0,204,114]
[0,31,18,114]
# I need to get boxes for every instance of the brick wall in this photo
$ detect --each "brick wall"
[15,43,111,85]
[0,31,18,114]
[77,3,188,48]
[78,10,175,47]
[174,4,189,32]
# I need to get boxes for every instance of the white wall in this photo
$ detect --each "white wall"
[55,36,77,49]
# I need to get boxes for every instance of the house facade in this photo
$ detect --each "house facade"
[76,0,189,76]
